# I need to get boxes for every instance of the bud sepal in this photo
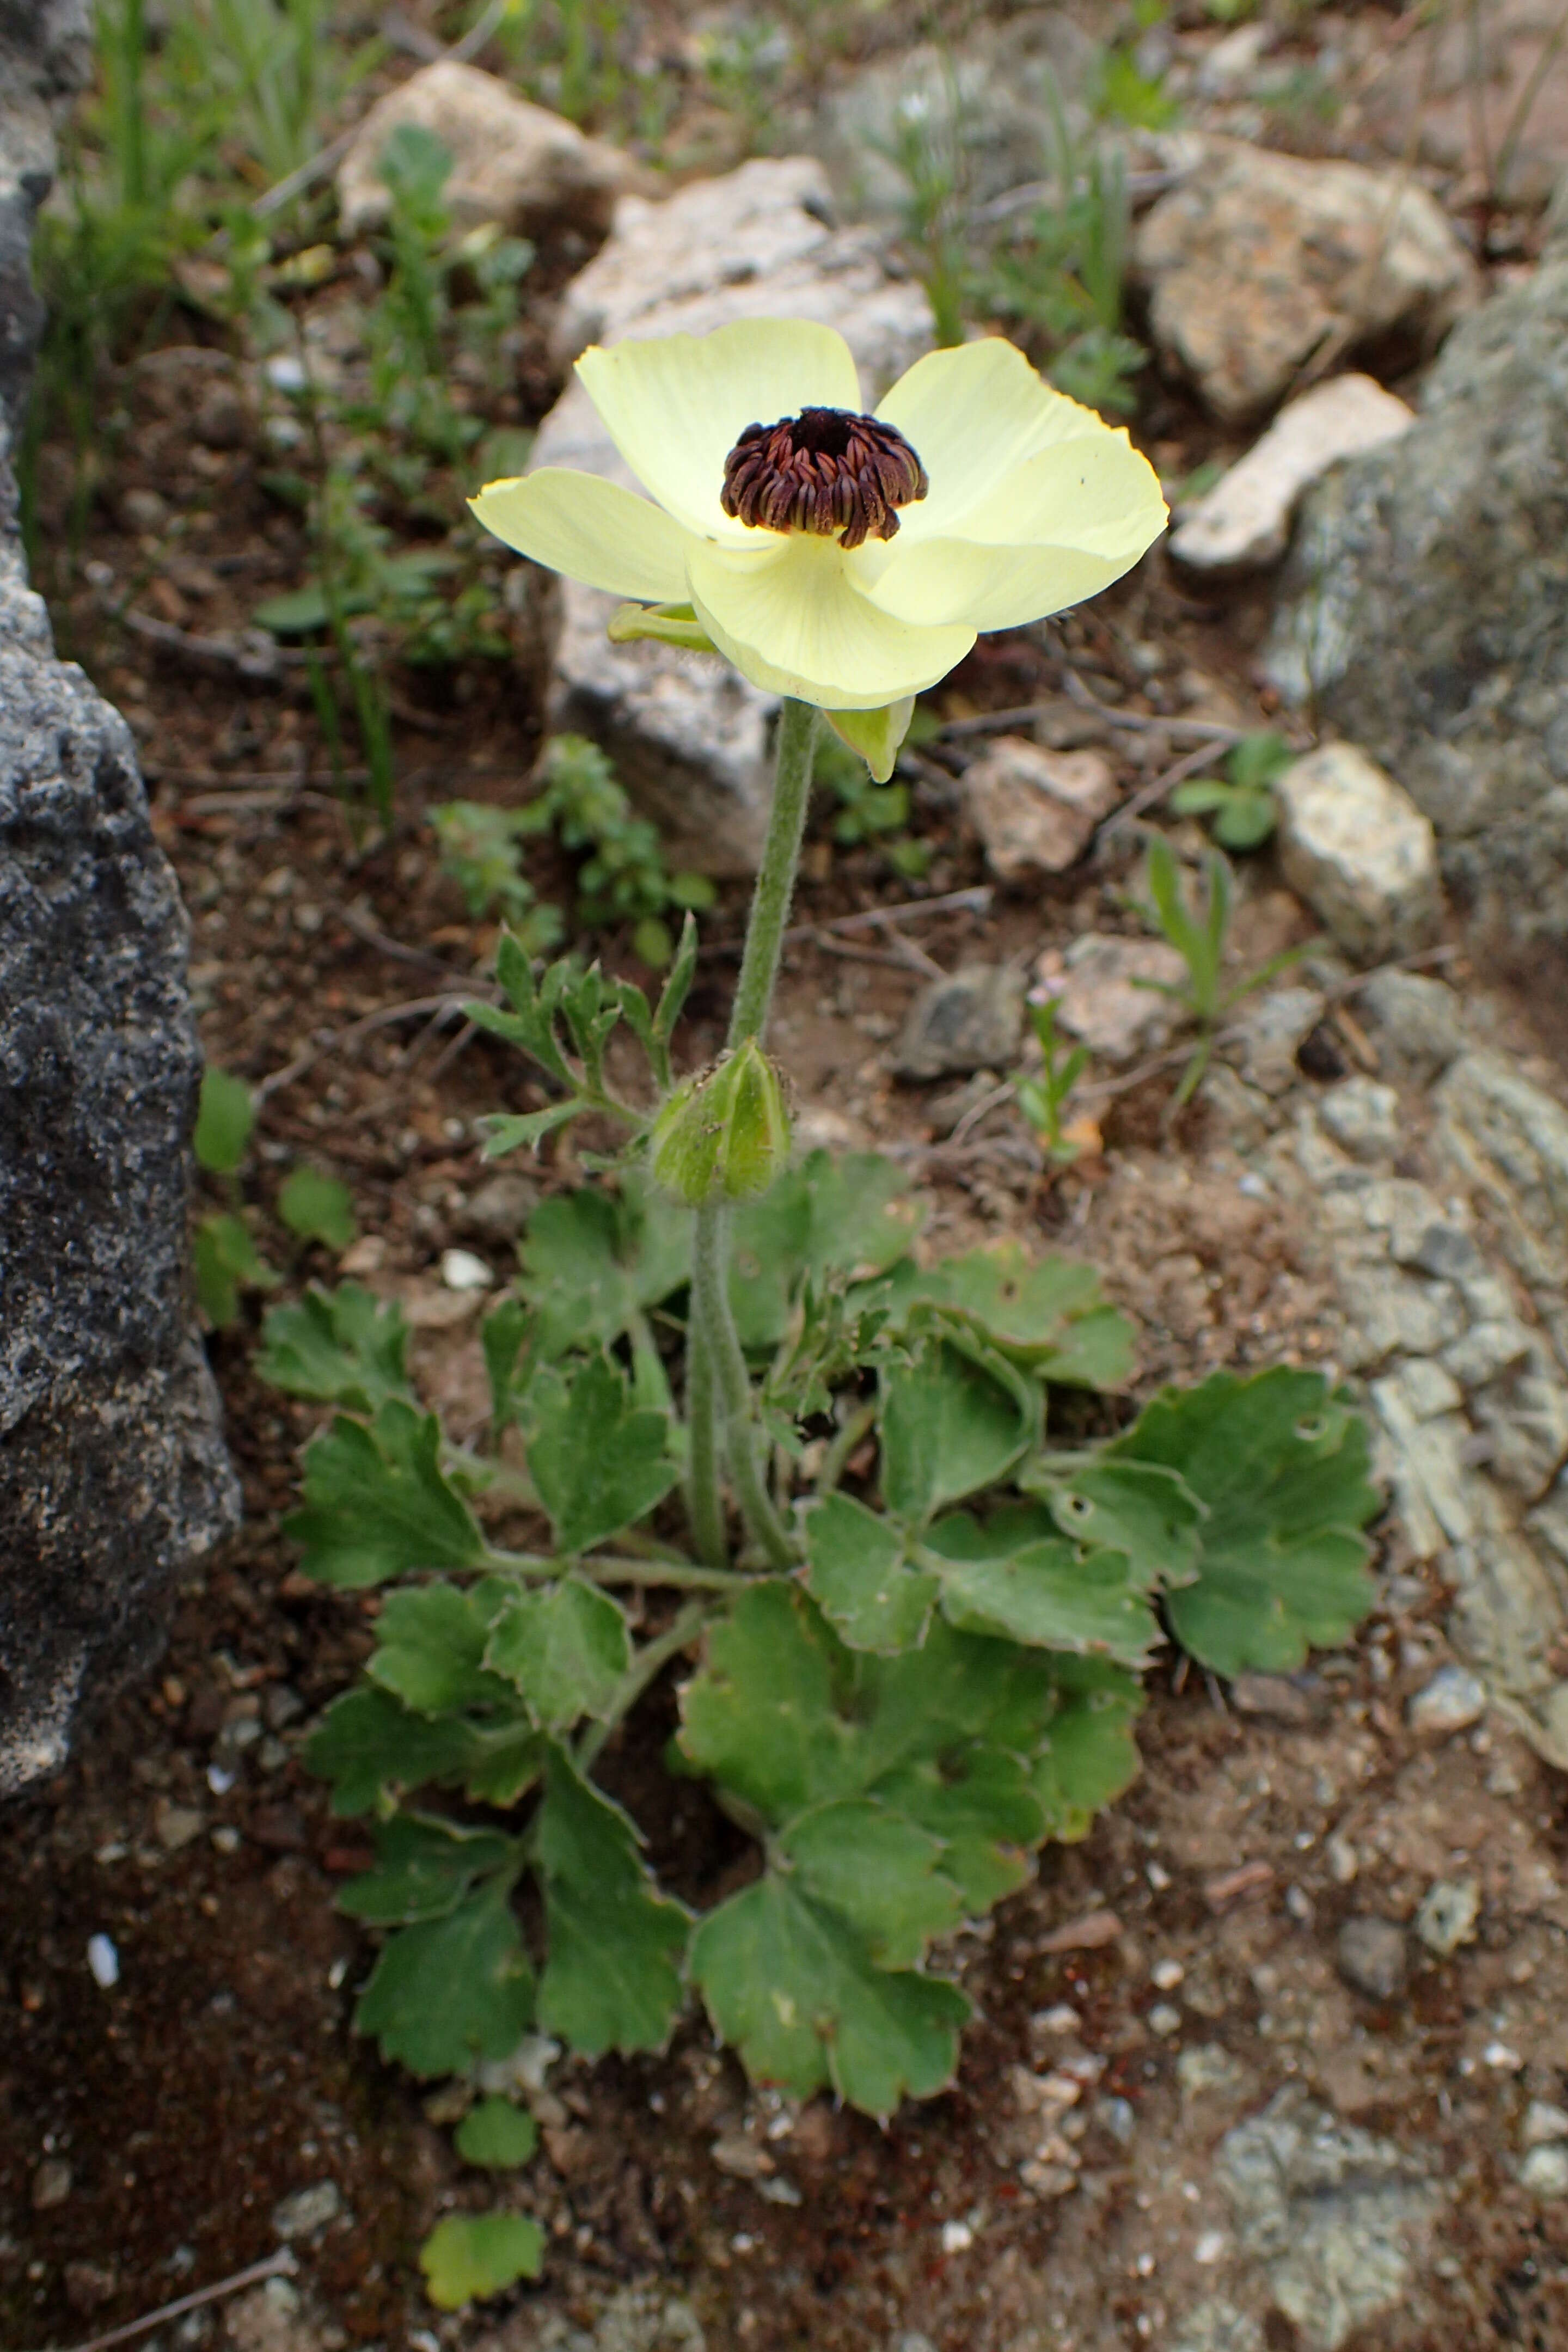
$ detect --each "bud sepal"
[649,1039,791,1206]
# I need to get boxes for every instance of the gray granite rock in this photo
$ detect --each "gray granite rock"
[335,60,630,242]
[1216,2087,1441,2350]
[0,3,238,1797]
[1267,180,1568,942]
[1273,743,1442,963]
[894,964,1025,1082]
[1135,137,1478,421]
[1170,374,1413,572]
[1337,1914,1408,2001]
[528,158,933,874]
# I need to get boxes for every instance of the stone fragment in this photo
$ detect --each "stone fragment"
[336,61,629,239]
[1232,985,1325,1095]
[152,1798,205,1853]
[1168,2301,1264,2352]
[271,2180,343,2239]
[1216,2086,1441,2351]
[1042,933,1189,1064]
[804,16,1096,228]
[1523,2100,1568,2148]
[529,158,933,874]
[1435,1052,1568,1292]
[1318,1078,1400,1163]
[456,1172,540,1246]
[32,2158,72,2210]
[1407,1663,1487,1735]
[961,738,1118,883]
[1266,185,1568,941]
[1171,375,1414,570]
[0,5,238,1796]
[895,965,1025,1081]
[1135,138,1479,421]
[1413,1876,1480,1957]
[1274,744,1442,963]
[1357,971,1463,1085]
[1521,2143,1568,2197]
[1336,1915,1408,2002]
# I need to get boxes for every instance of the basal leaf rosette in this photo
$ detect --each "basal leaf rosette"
[469,319,1167,731]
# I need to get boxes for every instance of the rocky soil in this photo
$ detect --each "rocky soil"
[5,3,1568,2350]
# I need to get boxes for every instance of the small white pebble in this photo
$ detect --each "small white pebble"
[1484,2040,1523,2072]
[941,2219,974,2254]
[440,1247,493,1293]
[207,1765,235,1796]
[87,1934,120,1989]
[1134,2251,1156,2277]
[1194,2230,1227,2265]
[1237,1172,1270,1199]
[731,2233,755,2253]
[1152,1959,1184,1992]
[1521,2144,1568,2197]
[1523,2101,1568,2149]
[327,1957,348,1990]
[1034,2003,1081,2034]
[1146,1861,1172,1891]
[1326,1834,1359,1885]
[211,1826,241,1855]
[1149,2004,1183,2037]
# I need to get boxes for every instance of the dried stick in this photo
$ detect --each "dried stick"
[58,2250,297,2352]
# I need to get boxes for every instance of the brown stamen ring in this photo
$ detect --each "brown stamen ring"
[720,407,928,551]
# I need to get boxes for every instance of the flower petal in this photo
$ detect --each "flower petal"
[874,340,1121,543]
[685,534,973,710]
[865,432,1167,632]
[469,470,690,602]
[577,320,863,539]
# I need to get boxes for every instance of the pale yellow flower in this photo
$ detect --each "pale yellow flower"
[471,317,1167,715]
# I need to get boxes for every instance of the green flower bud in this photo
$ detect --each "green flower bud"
[650,1039,791,1206]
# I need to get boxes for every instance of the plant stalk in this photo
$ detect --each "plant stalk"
[684,1310,728,1569]
[693,1199,796,1570]
[575,1597,716,1771]
[727,697,820,1048]
[678,697,821,1571]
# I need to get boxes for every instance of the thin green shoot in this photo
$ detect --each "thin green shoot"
[1014,997,1092,1164]
[1169,729,1291,851]
[1133,835,1306,1106]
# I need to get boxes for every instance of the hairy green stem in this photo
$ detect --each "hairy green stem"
[815,1398,877,1498]
[575,1597,716,1771]
[694,1200,796,1570]
[684,1310,728,1569]
[480,1545,746,1591]
[681,699,819,1572]
[727,697,819,1048]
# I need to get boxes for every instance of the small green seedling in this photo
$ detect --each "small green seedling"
[1170,728,1291,851]
[1134,835,1305,1105]
[1014,996,1093,1165]
[277,1165,358,1252]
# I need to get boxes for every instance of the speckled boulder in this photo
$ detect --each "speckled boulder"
[0,0,238,1796]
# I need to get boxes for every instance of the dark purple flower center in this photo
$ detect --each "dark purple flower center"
[719,407,929,550]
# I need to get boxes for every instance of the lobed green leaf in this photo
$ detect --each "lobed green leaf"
[338,1812,519,1925]
[1110,1367,1380,1675]
[689,1876,970,2117]
[454,2097,539,2170]
[922,1506,1163,1665]
[255,1283,412,1414]
[284,1400,486,1589]
[532,1747,689,2057]
[419,2212,544,2310]
[355,1883,534,2078]
[485,1578,630,1731]
[524,1354,680,1555]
